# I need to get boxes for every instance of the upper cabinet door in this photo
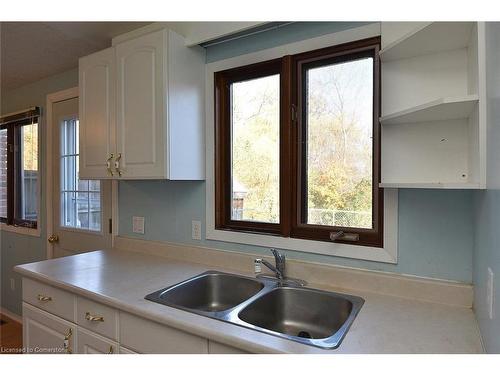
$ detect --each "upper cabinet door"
[116,29,167,179]
[79,48,116,179]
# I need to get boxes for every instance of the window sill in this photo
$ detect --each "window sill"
[0,223,41,237]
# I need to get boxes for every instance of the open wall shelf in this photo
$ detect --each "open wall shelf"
[380,95,479,126]
[380,22,475,62]
[380,22,486,189]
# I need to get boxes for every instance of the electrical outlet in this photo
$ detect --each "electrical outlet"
[132,216,145,234]
[487,267,495,320]
[10,278,15,291]
[192,220,201,240]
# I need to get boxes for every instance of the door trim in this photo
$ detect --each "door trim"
[46,87,118,260]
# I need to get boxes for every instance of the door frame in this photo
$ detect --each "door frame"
[45,87,118,259]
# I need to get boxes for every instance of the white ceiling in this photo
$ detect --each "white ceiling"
[1,22,151,91]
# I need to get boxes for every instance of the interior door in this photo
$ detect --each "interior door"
[50,97,112,258]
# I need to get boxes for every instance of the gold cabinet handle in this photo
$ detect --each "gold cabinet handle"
[108,346,114,354]
[114,153,122,177]
[85,312,104,322]
[47,234,59,243]
[106,153,114,176]
[37,294,52,302]
[63,328,73,354]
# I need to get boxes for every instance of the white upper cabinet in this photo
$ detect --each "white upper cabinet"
[79,48,116,179]
[116,30,165,179]
[79,28,205,180]
[380,22,486,189]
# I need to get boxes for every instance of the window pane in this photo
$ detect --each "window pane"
[60,118,101,231]
[76,192,89,229]
[89,192,101,231]
[61,191,76,227]
[17,122,38,221]
[305,57,373,229]
[231,74,280,223]
[0,129,7,218]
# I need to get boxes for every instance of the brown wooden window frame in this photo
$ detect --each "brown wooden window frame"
[214,37,382,248]
[0,108,40,229]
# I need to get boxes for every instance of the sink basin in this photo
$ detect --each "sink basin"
[145,271,364,349]
[145,271,264,313]
[238,287,360,345]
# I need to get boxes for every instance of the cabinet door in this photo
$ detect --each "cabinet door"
[116,29,167,179]
[23,303,76,354]
[79,47,116,179]
[76,327,119,354]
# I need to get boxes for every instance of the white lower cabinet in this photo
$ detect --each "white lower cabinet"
[77,327,119,354]
[23,303,76,354]
[21,277,250,354]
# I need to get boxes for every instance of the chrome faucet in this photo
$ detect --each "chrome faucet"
[256,248,286,280]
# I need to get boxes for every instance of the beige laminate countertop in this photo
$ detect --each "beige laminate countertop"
[14,249,483,354]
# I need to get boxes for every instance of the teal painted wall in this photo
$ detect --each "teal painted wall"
[1,68,79,315]
[119,181,474,282]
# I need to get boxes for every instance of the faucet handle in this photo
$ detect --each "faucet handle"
[270,248,285,263]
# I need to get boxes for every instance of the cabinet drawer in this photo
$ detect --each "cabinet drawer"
[23,303,76,354]
[208,341,250,354]
[76,297,118,340]
[120,312,208,354]
[76,327,119,354]
[23,278,75,322]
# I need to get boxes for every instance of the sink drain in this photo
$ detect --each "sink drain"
[297,331,313,339]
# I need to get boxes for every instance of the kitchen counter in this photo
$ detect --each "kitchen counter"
[14,249,483,354]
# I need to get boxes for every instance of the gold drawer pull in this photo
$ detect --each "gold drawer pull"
[108,346,114,354]
[37,294,52,302]
[85,312,104,322]
[63,328,73,354]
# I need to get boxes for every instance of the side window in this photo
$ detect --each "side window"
[0,108,40,229]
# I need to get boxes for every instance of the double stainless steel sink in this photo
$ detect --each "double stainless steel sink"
[145,271,364,349]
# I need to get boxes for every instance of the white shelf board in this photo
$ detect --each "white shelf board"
[380,95,479,126]
[379,182,481,189]
[379,22,474,62]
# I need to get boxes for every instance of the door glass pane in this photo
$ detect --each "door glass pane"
[305,57,373,229]
[17,122,38,221]
[0,128,7,218]
[60,119,101,231]
[230,74,280,223]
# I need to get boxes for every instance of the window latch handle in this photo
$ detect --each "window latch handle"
[330,231,359,242]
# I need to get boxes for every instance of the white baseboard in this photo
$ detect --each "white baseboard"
[1,307,22,324]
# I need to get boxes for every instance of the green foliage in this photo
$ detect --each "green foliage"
[231,58,373,228]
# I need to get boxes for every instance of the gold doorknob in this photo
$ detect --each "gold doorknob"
[48,234,59,243]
